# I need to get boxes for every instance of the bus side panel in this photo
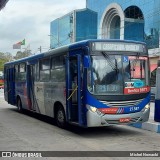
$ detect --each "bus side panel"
[5,68,16,105]
[10,68,16,105]
[15,81,28,109]
[43,82,53,117]
[4,67,8,102]
[34,82,45,114]
[34,81,66,117]
[26,65,33,110]
[44,82,66,118]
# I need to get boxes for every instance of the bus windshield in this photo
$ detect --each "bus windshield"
[87,53,149,95]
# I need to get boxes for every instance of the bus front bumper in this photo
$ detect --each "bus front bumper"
[86,108,150,127]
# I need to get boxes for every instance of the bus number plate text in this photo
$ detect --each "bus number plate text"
[119,117,131,123]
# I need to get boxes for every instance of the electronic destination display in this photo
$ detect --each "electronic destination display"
[92,42,146,53]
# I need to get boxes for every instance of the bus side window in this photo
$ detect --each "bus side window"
[40,59,50,82]
[15,65,19,82]
[19,63,26,82]
[35,63,39,81]
[51,56,65,82]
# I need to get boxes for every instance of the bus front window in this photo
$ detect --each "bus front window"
[87,54,123,95]
[123,56,149,87]
[87,54,149,95]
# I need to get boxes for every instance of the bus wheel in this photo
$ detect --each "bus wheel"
[55,105,66,128]
[17,98,23,112]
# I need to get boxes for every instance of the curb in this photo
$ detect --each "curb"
[130,122,160,133]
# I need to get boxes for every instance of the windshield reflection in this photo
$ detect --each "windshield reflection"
[87,53,148,95]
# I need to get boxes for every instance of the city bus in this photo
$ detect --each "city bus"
[4,40,150,128]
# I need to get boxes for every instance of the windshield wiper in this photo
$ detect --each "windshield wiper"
[132,53,140,71]
[101,52,119,73]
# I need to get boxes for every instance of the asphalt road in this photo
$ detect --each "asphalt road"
[0,89,160,160]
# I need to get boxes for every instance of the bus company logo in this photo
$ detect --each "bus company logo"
[125,82,134,88]
[2,152,11,157]
[99,108,118,114]
[134,81,144,88]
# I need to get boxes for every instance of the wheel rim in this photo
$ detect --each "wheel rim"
[57,110,64,123]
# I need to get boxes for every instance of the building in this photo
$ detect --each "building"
[50,0,160,82]
[50,8,97,49]
[86,0,160,70]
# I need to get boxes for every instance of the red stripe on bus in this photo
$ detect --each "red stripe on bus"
[99,108,119,114]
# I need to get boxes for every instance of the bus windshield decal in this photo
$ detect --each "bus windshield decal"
[124,86,150,94]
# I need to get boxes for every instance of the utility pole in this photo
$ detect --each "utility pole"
[38,46,42,53]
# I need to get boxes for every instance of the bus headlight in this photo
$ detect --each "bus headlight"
[90,106,97,112]
[87,106,105,116]
[141,104,150,112]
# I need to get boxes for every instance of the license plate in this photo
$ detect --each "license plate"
[119,117,131,123]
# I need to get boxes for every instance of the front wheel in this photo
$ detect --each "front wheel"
[55,106,66,128]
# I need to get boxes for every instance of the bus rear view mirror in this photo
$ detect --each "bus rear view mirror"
[83,55,91,68]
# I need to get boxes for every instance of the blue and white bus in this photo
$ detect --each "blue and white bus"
[4,40,150,128]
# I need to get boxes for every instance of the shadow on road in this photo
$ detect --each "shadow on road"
[9,107,56,125]
[9,107,142,137]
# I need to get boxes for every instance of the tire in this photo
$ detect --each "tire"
[17,98,23,113]
[55,105,66,128]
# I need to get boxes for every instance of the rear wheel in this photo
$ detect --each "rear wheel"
[17,98,23,112]
[55,105,66,128]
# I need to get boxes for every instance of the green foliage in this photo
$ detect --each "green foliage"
[14,50,32,60]
[0,49,32,71]
[0,52,12,71]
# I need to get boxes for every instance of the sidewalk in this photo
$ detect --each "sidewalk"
[130,102,160,133]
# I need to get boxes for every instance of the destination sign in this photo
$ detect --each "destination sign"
[92,42,145,52]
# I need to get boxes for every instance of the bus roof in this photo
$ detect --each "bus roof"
[5,39,146,66]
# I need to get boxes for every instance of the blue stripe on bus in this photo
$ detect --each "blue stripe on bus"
[86,91,108,108]
[131,123,142,129]
[86,91,150,114]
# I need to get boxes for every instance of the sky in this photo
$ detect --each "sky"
[0,0,86,55]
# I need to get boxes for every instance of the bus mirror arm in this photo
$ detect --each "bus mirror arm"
[83,55,91,68]
[83,46,91,68]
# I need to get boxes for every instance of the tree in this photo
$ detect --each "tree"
[0,52,13,71]
[14,50,32,60]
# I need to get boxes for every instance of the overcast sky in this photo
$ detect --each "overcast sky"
[0,0,86,55]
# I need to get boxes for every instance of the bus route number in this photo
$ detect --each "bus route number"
[130,106,139,112]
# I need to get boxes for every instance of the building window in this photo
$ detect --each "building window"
[124,6,144,19]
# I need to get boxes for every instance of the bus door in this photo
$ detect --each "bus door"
[6,68,15,105]
[27,65,36,111]
[66,55,83,125]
